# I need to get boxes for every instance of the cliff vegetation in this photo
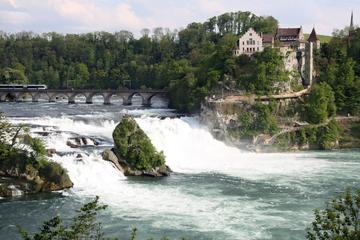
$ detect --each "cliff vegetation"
[0,113,73,197]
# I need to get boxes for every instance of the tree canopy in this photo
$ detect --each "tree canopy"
[0,11,279,112]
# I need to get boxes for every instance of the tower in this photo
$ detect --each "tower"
[349,11,355,46]
[304,42,314,87]
[307,27,320,49]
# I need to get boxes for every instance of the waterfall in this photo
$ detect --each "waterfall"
[9,112,328,188]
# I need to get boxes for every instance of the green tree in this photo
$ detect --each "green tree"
[305,83,336,124]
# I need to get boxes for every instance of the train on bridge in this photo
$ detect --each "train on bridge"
[0,84,47,90]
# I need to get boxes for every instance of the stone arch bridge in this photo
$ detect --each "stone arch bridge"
[0,89,168,106]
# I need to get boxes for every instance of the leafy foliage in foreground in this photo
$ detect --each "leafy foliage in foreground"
[19,196,108,240]
[307,188,360,240]
[19,196,186,240]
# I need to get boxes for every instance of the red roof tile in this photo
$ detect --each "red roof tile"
[262,34,274,43]
[276,28,301,37]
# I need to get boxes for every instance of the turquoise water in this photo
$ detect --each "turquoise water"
[0,102,359,240]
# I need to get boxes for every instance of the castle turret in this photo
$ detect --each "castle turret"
[350,11,354,32]
[349,11,355,46]
[307,27,320,49]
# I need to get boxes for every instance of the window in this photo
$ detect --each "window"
[257,47,259,51]
[243,41,245,45]
[250,33,252,36]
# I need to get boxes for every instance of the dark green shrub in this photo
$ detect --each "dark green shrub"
[307,188,360,240]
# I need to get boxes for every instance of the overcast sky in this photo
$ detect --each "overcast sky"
[0,0,358,36]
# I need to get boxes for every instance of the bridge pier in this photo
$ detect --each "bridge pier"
[123,98,132,106]
[86,96,93,104]
[142,98,152,107]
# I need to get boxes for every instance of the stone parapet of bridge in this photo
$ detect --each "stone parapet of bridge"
[0,89,168,107]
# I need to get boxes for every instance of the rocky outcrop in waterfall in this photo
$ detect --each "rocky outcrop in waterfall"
[102,116,171,177]
[0,146,73,198]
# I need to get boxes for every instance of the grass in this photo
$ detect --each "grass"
[304,33,332,43]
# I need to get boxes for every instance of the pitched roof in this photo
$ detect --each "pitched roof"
[308,28,318,42]
[276,28,301,37]
[262,34,274,43]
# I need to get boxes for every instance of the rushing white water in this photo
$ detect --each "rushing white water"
[6,109,359,239]
[11,113,329,182]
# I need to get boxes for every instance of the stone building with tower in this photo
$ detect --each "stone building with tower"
[234,26,317,89]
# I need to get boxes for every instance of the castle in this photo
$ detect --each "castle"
[234,26,320,57]
[234,26,320,88]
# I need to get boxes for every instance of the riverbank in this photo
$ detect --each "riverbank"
[201,99,360,152]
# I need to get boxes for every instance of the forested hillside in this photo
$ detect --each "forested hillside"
[1,10,360,115]
[316,28,360,115]
[0,11,278,112]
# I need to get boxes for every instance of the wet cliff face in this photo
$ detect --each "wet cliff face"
[200,101,254,149]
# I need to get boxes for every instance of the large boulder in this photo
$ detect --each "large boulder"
[102,149,126,173]
[102,116,171,177]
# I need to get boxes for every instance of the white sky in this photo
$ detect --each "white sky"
[0,0,358,36]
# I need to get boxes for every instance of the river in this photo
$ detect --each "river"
[0,98,359,240]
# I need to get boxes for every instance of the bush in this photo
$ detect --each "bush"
[317,119,340,150]
[232,103,279,138]
[39,161,67,184]
[307,188,360,240]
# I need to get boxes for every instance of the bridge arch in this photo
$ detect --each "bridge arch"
[147,93,169,108]
[0,92,17,102]
[16,92,33,102]
[32,93,50,102]
[49,93,69,103]
[128,92,145,106]
[68,92,88,104]
[0,93,7,102]
[87,93,105,104]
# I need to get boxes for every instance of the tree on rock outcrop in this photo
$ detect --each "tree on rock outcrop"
[112,116,165,171]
